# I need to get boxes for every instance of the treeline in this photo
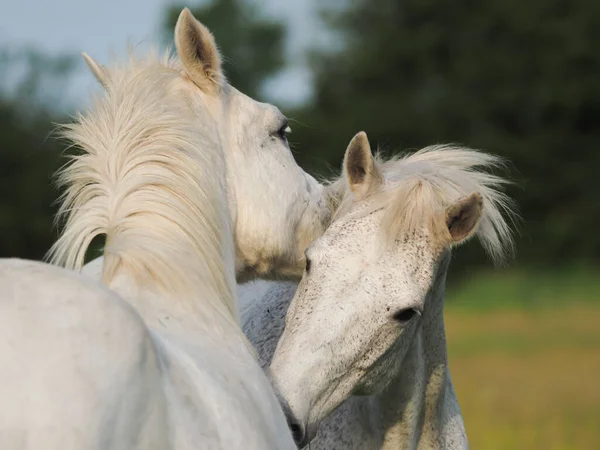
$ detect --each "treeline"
[0,49,75,260]
[1,0,599,272]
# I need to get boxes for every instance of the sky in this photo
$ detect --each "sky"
[0,0,324,108]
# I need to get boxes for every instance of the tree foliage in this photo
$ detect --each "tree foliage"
[1,0,598,270]
[0,49,74,259]
[288,0,600,266]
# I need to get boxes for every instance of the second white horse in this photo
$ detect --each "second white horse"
[242,132,517,449]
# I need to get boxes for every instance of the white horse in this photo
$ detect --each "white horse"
[241,132,517,449]
[0,8,332,449]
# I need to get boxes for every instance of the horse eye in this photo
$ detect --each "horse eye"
[305,257,311,274]
[392,308,419,324]
[276,119,291,141]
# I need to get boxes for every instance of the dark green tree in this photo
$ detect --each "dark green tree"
[290,0,600,267]
[164,0,286,99]
[0,49,75,259]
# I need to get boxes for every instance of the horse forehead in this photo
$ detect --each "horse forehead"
[327,211,380,242]
[313,213,382,263]
[227,87,278,121]
[379,241,439,298]
[326,224,436,280]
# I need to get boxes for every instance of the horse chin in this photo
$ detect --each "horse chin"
[294,196,332,260]
[300,425,318,449]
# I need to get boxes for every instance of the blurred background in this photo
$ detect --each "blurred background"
[1,0,599,448]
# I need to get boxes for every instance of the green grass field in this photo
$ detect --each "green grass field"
[445,268,600,450]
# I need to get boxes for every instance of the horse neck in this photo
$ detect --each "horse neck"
[105,194,238,339]
[98,139,239,337]
[377,258,467,450]
[52,64,241,341]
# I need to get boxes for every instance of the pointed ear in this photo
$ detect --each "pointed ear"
[174,8,223,92]
[82,52,109,88]
[343,131,382,199]
[444,193,484,244]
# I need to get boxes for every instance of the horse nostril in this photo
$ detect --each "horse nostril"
[287,418,306,445]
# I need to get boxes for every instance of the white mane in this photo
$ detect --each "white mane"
[333,145,518,264]
[48,49,237,318]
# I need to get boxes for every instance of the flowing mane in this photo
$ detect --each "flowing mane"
[331,145,518,264]
[48,49,236,317]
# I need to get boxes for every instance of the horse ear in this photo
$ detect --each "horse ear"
[343,131,382,199]
[82,53,109,88]
[444,192,484,244]
[174,8,223,92]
